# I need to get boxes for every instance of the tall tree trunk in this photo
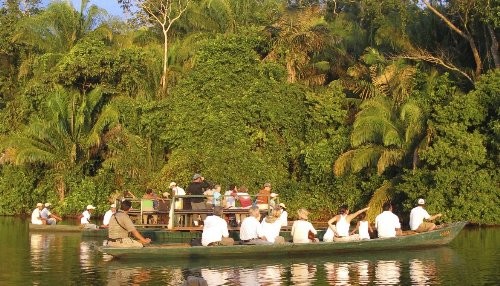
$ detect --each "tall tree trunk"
[161,28,168,93]
[488,25,500,68]
[422,0,483,77]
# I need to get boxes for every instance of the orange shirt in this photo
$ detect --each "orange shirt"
[256,188,270,204]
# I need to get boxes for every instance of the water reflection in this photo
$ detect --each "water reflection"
[410,259,438,285]
[30,233,55,271]
[258,265,283,286]
[291,263,317,285]
[375,260,400,285]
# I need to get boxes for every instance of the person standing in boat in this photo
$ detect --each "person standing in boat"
[80,205,98,229]
[409,198,442,233]
[101,203,116,228]
[31,203,46,225]
[239,206,268,244]
[186,173,211,226]
[256,182,272,210]
[169,182,185,210]
[291,208,318,243]
[40,203,62,225]
[323,205,369,242]
[201,206,234,246]
[375,202,402,238]
[106,199,151,247]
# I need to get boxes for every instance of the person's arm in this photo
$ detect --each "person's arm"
[327,215,339,233]
[428,213,442,221]
[131,229,151,245]
[347,207,369,221]
[350,221,360,235]
[368,223,374,233]
[51,213,63,221]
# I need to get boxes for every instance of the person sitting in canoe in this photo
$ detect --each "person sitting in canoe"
[239,205,268,244]
[350,212,373,240]
[101,203,116,228]
[323,205,369,242]
[409,198,443,233]
[40,203,62,225]
[278,203,288,227]
[375,202,402,238]
[291,208,318,243]
[31,203,46,225]
[201,206,234,246]
[106,199,151,248]
[260,206,286,244]
[80,205,98,229]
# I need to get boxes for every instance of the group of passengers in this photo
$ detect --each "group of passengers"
[31,202,62,225]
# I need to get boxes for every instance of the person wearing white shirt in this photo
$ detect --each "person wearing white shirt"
[261,207,285,243]
[409,198,442,232]
[102,203,116,227]
[169,182,186,209]
[279,203,288,227]
[201,206,234,246]
[31,203,46,225]
[80,205,98,229]
[375,202,402,238]
[291,208,318,243]
[40,203,62,225]
[239,206,268,244]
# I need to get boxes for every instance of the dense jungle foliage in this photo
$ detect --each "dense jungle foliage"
[0,0,498,225]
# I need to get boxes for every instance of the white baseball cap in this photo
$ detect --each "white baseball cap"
[279,203,286,209]
[44,203,51,207]
[169,182,177,188]
[86,205,96,210]
[418,198,425,205]
[110,203,116,208]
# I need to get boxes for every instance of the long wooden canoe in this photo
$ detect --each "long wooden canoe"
[29,223,86,233]
[99,221,467,260]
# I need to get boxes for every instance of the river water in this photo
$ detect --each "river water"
[0,217,498,285]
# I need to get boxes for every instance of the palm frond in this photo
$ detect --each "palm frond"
[377,149,405,175]
[366,181,394,222]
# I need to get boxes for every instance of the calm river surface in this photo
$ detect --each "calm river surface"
[0,217,498,285]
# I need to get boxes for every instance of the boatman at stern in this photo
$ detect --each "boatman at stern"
[409,198,442,233]
[106,200,151,248]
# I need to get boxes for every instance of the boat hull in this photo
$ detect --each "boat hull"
[99,221,467,260]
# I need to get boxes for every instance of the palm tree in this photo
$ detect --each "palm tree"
[0,85,119,200]
[264,5,340,85]
[334,96,429,176]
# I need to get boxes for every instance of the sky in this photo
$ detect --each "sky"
[71,0,124,16]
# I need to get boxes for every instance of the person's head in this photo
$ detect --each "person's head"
[228,184,237,191]
[263,182,271,190]
[214,184,221,192]
[145,188,153,195]
[271,206,281,218]
[358,212,366,220]
[169,182,177,189]
[213,206,223,217]
[110,203,116,210]
[279,203,287,210]
[44,203,52,209]
[86,205,96,212]
[36,203,43,210]
[382,201,392,211]
[417,198,425,206]
[297,208,309,220]
[338,205,349,215]
[249,205,260,218]
[239,186,248,193]
[120,200,132,211]
[192,173,202,182]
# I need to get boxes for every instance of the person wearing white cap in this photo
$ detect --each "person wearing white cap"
[41,203,62,225]
[101,203,117,228]
[31,203,46,225]
[409,198,442,232]
[80,204,98,229]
